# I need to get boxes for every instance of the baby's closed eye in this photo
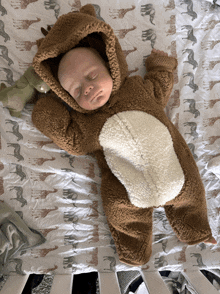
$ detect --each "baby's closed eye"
[72,73,99,98]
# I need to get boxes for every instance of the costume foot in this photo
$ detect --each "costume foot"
[179,236,217,245]
[203,236,217,245]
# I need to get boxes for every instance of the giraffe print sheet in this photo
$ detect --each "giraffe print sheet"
[1,0,220,277]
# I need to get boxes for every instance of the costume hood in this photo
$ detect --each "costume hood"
[32,4,128,113]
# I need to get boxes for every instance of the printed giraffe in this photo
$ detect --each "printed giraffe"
[128,68,139,76]
[175,245,187,263]
[168,41,177,58]
[206,189,220,200]
[90,224,99,243]
[29,156,56,166]
[208,80,220,91]
[207,135,220,145]
[202,19,220,31]
[88,201,99,218]
[204,99,220,109]
[41,265,58,274]
[32,206,58,219]
[207,153,220,162]
[39,226,59,237]
[169,90,180,110]
[173,70,178,84]
[13,17,41,30]
[88,182,99,195]
[114,25,137,39]
[31,140,54,148]
[122,47,137,58]
[30,171,55,181]
[16,40,37,51]
[203,116,220,127]
[201,39,220,50]
[163,0,175,11]
[211,247,220,253]
[87,248,98,266]
[32,188,58,199]
[11,0,38,9]
[202,59,220,70]
[166,15,176,36]
[109,5,135,19]
[32,245,59,258]
[201,153,220,167]
[85,162,95,178]
[203,173,218,183]
[18,62,33,71]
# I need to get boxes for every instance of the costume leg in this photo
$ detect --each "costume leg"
[164,177,212,245]
[100,164,153,266]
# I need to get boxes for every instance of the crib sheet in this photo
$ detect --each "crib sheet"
[0,0,220,276]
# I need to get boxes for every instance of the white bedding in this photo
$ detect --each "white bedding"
[0,0,220,275]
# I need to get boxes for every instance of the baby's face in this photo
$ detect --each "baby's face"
[58,47,113,110]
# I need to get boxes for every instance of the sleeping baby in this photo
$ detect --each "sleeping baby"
[1,4,217,266]
[57,45,217,249]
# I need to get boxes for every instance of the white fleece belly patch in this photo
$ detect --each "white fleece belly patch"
[99,111,185,208]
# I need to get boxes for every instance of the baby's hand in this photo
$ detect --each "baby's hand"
[150,48,168,57]
[203,236,217,245]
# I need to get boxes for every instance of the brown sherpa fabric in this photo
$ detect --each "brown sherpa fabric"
[31,4,212,266]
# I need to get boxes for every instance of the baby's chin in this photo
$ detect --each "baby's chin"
[81,94,110,110]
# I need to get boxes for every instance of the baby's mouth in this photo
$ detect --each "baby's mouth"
[91,90,102,102]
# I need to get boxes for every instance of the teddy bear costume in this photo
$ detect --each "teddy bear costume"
[31,4,212,266]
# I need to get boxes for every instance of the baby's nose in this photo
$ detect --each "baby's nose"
[84,85,94,96]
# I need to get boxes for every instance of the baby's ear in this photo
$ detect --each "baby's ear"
[79,4,97,18]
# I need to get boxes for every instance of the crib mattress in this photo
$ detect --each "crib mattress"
[0,0,220,276]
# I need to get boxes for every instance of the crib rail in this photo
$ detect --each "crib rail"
[0,269,219,294]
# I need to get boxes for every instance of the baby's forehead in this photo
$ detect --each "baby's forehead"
[58,47,104,84]
[63,47,101,63]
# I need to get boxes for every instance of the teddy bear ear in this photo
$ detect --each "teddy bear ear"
[79,4,97,18]
[41,25,52,37]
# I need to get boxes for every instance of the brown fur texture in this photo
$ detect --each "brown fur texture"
[31,4,212,266]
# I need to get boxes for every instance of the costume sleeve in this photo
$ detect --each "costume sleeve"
[143,55,177,108]
[32,94,85,155]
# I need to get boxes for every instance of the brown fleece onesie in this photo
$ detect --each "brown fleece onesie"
[31,4,212,266]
